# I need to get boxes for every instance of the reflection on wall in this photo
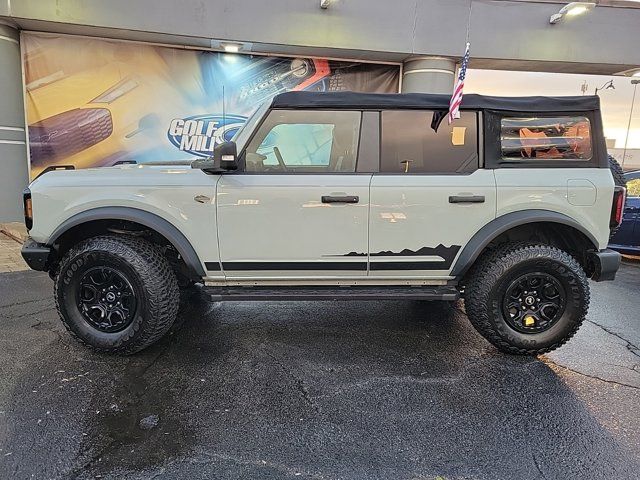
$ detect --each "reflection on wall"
[23,33,400,179]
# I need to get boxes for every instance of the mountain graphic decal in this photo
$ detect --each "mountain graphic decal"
[338,244,461,263]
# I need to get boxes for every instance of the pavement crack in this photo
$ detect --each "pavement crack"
[9,306,55,320]
[65,436,120,479]
[543,358,640,390]
[532,451,548,480]
[0,297,50,310]
[195,451,327,479]
[586,319,640,359]
[262,347,320,414]
[295,379,319,413]
[136,334,177,377]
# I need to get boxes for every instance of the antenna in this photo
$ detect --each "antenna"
[222,85,226,140]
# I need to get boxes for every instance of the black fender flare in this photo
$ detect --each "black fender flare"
[47,206,206,278]
[450,209,599,278]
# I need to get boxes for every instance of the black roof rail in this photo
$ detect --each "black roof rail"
[34,165,75,180]
[113,160,137,166]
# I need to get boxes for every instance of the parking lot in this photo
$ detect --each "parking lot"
[0,263,639,479]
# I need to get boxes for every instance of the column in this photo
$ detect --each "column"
[0,22,28,222]
[401,57,456,95]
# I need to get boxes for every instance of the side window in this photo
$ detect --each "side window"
[244,110,361,173]
[501,116,592,161]
[380,110,478,174]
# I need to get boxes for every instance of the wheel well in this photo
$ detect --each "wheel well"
[50,219,197,285]
[476,221,597,276]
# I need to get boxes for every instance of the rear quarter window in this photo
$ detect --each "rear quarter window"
[500,116,592,161]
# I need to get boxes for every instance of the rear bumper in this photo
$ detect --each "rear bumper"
[589,248,621,282]
[21,238,52,271]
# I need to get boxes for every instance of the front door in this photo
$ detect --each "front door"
[217,108,371,280]
[369,110,496,278]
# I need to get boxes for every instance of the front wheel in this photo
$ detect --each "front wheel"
[464,243,589,355]
[54,235,180,355]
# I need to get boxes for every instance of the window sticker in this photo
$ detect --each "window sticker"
[451,127,466,146]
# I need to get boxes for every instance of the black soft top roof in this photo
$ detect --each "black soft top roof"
[271,91,600,113]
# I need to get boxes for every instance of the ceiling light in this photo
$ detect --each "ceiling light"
[221,42,241,53]
[565,5,589,16]
[549,2,595,24]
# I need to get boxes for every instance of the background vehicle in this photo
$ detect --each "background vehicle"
[21,92,624,356]
[609,170,640,255]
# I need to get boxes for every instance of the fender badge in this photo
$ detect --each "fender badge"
[194,195,211,204]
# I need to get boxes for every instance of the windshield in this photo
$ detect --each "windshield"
[232,101,270,152]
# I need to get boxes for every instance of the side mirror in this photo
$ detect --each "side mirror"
[214,141,238,171]
[191,141,238,173]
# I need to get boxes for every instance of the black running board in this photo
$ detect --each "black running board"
[202,285,459,302]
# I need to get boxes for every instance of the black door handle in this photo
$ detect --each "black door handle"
[322,195,359,204]
[449,195,485,204]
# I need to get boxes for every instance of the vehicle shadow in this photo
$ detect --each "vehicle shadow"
[2,289,639,479]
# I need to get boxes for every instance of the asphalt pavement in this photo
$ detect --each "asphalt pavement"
[0,263,639,479]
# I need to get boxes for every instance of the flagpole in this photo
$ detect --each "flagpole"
[448,1,473,124]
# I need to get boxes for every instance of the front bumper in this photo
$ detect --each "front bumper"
[21,238,52,271]
[589,248,621,282]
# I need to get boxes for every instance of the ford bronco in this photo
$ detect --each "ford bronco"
[21,91,626,355]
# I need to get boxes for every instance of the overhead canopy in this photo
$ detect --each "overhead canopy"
[271,91,601,113]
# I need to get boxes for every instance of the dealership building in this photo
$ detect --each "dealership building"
[1,0,640,221]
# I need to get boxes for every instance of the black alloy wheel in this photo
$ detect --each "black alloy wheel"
[502,272,565,334]
[77,266,137,333]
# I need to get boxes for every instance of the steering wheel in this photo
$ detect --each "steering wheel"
[273,146,288,171]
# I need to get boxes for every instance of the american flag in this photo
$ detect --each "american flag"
[448,42,470,124]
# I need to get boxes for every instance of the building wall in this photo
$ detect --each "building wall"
[1,0,640,73]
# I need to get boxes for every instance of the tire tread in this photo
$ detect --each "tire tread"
[464,243,590,355]
[54,235,180,355]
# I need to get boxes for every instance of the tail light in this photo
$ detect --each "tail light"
[610,186,626,228]
[23,188,32,230]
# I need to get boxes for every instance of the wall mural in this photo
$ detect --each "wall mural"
[22,33,400,179]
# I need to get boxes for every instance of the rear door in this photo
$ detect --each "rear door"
[369,110,496,278]
[216,109,375,279]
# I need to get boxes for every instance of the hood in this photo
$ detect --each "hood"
[29,163,209,190]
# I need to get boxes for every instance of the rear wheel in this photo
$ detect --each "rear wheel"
[464,243,589,355]
[54,235,180,354]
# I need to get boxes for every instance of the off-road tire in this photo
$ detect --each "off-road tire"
[608,154,627,238]
[54,235,180,355]
[464,243,589,355]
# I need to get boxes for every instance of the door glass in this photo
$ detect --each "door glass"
[380,110,478,174]
[245,110,361,173]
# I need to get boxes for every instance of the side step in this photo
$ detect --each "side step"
[202,285,460,302]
